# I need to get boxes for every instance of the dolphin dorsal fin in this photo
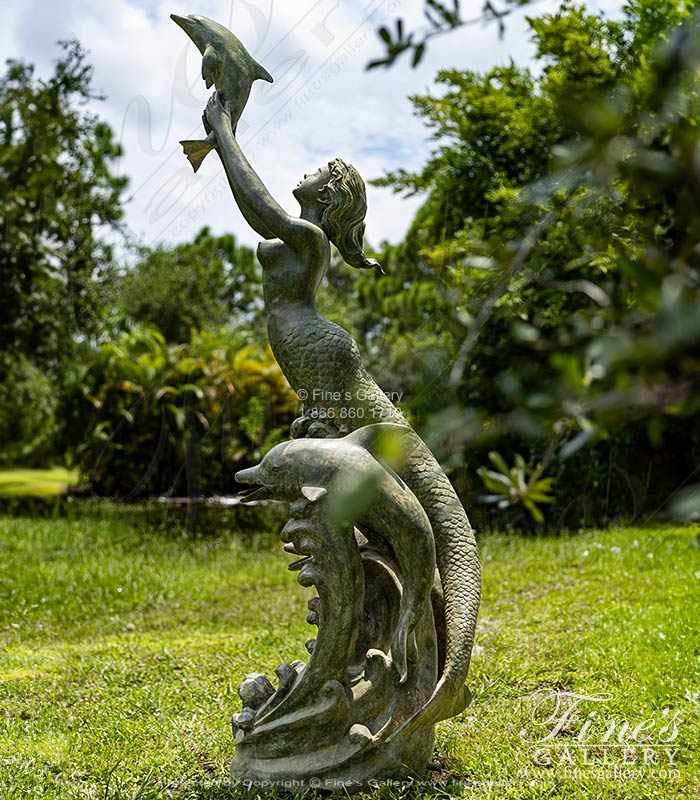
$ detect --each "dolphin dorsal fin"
[344,423,413,452]
[253,60,273,83]
[343,424,414,489]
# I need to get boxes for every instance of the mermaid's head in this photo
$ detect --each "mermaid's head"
[317,159,384,274]
[293,159,383,274]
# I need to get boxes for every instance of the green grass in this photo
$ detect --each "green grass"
[0,515,698,799]
[0,468,78,498]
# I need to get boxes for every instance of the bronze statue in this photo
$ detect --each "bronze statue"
[173,14,480,789]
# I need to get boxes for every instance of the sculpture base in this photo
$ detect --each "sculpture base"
[231,726,434,793]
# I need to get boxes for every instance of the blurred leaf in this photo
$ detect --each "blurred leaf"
[669,484,700,521]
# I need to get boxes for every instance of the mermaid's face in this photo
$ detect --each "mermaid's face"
[293,165,331,204]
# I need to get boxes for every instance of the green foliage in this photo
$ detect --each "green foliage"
[478,450,554,524]
[364,1,700,526]
[368,0,530,69]
[0,40,127,373]
[6,8,699,533]
[0,354,58,466]
[0,40,128,469]
[374,62,561,245]
[63,325,298,498]
[117,227,262,344]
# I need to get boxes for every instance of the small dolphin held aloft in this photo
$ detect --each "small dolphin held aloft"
[171,13,273,172]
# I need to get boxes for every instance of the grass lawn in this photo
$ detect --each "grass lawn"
[0,468,78,498]
[0,513,698,799]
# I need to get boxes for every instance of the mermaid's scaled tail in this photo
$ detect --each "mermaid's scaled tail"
[387,675,472,743]
[392,435,481,741]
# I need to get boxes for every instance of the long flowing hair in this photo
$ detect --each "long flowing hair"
[319,158,383,273]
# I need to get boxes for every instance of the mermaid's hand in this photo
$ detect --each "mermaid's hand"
[205,91,233,137]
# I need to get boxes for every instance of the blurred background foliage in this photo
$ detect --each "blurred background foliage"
[361,0,700,528]
[2,1,700,530]
[60,325,297,498]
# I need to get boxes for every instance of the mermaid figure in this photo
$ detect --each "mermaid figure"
[205,91,480,737]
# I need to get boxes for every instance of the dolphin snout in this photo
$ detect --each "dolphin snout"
[235,465,261,484]
[235,465,275,502]
[170,13,192,29]
[170,13,206,51]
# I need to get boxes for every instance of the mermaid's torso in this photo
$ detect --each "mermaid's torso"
[259,238,407,429]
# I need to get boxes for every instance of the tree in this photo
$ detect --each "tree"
[0,40,128,464]
[0,39,127,372]
[369,0,530,69]
[362,1,700,525]
[117,227,263,344]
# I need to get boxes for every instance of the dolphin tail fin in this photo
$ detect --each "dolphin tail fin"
[180,138,214,173]
[253,60,273,83]
[386,676,472,743]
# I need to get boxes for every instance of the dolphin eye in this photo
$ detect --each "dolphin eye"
[267,455,282,471]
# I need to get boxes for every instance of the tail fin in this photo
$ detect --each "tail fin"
[253,60,273,83]
[386,677,472,743]
[179,138,213,173]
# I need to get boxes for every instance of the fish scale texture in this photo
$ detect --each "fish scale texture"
[269,310,481,725]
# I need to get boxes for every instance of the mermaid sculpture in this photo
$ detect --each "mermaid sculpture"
[173,15,479,786]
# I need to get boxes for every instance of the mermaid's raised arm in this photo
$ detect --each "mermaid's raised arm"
[216,143,278,241]
[205,93,322,251]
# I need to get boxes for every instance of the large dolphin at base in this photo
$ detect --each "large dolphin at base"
[171,13,273,172]
[235,424,437,685]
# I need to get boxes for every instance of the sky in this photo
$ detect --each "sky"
[0,0,622,254]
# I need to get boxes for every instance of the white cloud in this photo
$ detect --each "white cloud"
[1,0,621,253]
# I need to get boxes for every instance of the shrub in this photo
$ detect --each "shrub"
[63,325,298,498]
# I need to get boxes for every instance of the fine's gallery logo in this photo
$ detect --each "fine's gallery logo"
[520,691,682,769]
